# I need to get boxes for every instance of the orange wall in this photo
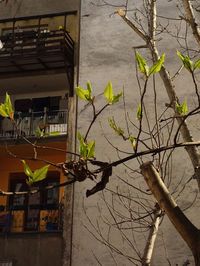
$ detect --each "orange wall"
[0,140,68,206]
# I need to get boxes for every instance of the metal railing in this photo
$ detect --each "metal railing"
[0,109,68,139]
[0,29,74,61]
[0,13,75,95]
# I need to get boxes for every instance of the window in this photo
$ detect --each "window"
[8,171,60,232]
[14,96,61,113]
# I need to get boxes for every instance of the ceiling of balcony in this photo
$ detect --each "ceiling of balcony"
[0,73,69,95]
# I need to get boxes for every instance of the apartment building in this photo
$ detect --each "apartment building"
[0,1,79,265]
[0,1,198,266]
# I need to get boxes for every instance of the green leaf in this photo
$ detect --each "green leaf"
[104,81,114,104]
[5,93,14,119]
[177,50,185,62]
[176,102,182,115]
[176,99,188,115]
[137,104,142,120]
[76,86,90,101]
[77,132,95,159]
[76,82,93,101]
[193,59,200,70]
[35,127,45,138]
[149,53,165,75]
[181,100,188,115]
[108,117,124,136]
[80,143,88,158]
[135,52,149,76]
[32,165,50,182]
[184,57,193,71]
[112,92,123,104]
[21,160,33,178]
[77,132,87,159]
[104,82,122,104]
[22,160,49,185]
[0,104,9,118]
[0,93,14,119]
[87,140,95,158]
[177,51,193,71]
[87,81,92,99]
[129,136,136,149]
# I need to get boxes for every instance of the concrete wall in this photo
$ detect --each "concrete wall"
[73,1,200,265]
[0,233,62,266]
[0,0,199,265]
[0,0,79,19]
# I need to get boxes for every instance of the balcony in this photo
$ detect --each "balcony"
[0,109,68,140]
[0,28,73,69]
[0,12,75,95]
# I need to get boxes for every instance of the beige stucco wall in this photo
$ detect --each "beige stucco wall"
[0,0,79,19]
[74,1,200,266]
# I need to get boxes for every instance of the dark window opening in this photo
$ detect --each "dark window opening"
[7,171,60,232]
[14,96,61,113]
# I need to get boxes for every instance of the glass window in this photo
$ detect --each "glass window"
[9,172,60,231]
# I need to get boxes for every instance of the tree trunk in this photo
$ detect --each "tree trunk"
[182,0,200,46]
[142,205,162,266]
[141,161,200,265]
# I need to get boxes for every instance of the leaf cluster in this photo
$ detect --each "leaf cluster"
[76,81,93,101]
[176,99,188,116]
[108,117,136,149]
[103,82,122,104]
[137,104,142,120]
[78,132,95,160]
[0,93,14,119]
[177,51,200,72]
[76,81,123,105]
[136,52,165,77]
[108,117,124,137]
[21,160,49,185]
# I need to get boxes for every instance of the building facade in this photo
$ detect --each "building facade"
[0,1,79,265]
[0,1,199,266]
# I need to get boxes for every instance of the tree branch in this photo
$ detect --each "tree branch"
[142,204,162,266]
[182,0,200,46]
[140,161,199,252]
[116,9,148,43]
[117,1,200,190]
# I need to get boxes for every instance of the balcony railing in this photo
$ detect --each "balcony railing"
[0,12,75,95]
[0,109,68,139]
[0,29,74,66]
[0,204,63,233]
